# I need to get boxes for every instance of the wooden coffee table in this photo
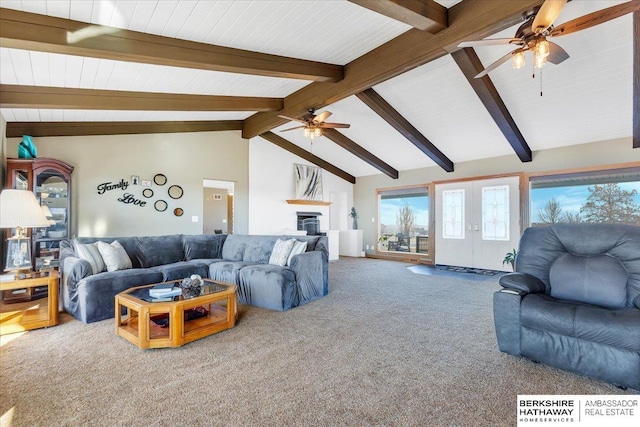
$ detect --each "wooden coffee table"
[115,279,237,349]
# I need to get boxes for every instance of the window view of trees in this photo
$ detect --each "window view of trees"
[532,180,640,226]
[378,190,429,254]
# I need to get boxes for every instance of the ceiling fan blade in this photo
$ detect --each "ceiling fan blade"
[280,125,305,132]
[474,49,520,78]
[532,0,568,34]
[320,123,350,129]
[314,111,332,123]
[546,41,569,65]
[278,115,306,124]
[550,1,640,38]
[458,38,522,48]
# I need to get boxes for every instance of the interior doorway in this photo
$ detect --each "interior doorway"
[203,179,235,234]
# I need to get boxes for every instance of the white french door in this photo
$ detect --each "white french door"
[435,176,520,271]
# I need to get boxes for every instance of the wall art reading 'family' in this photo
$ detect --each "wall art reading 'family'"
[97,173,185,214]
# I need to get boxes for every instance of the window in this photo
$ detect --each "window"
[482,185,509,241]
[442,189,464,239]
[530,167,640,226]
[378,187,430,254]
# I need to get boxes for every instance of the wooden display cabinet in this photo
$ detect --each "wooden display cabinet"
[4,158,73,303]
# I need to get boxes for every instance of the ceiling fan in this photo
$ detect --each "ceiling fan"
[279,108,350,139]
[458,0,640,78]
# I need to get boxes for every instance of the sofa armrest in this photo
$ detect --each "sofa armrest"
[499,272,545,294]
[290,250,328,301]
[634,295,640,310]
[493,291,523,356]
[62,256,92,290]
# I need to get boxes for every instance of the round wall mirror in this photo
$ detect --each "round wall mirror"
[142,188,154,198]
[168,185,183,199]
[153,174,167,186]
[154,200,168,212]
[174,208,184,217]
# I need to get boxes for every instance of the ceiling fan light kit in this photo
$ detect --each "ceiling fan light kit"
[460,0,640,79]
[279,108,350,141]
[303,126,323,139]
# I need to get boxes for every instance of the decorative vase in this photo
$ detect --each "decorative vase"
[180,274,204,298]
[350,207,358,230]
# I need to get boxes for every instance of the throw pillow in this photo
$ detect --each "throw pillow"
[268,238,296,267]
[286,240,308,266]
[96,240,132,272]
[75,242,105,275]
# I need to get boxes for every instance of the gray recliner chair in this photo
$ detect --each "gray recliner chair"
[494,224,640,390]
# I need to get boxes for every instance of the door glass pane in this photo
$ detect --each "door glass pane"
[15,170,29,190]
[530,168,640,226]
[482,185,509,241]
[442,189,464,239]
[378,187,429,254]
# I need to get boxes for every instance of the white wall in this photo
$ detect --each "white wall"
[248,136,354,235]
[6,131,249,237]
[203,187,228,234]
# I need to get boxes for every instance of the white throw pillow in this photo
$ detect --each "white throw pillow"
[268,238,296,267]
[75,242,105,275]
[96,240,132,272]
[286,240,308,266]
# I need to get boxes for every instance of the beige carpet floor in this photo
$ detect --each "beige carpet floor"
[0,258,635,427]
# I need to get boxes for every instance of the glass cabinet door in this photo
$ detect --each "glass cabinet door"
[34,170,70,271]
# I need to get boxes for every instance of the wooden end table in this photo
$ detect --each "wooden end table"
[115,279,237,349]
[0,271,59,335]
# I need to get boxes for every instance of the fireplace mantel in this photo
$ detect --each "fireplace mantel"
[286,199,332,206]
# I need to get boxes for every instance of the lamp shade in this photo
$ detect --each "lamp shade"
[0,189,51,229]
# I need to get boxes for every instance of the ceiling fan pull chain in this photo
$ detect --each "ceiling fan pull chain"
[540,67,543,97]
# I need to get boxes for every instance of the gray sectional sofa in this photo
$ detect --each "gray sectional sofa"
[60,234,329,323]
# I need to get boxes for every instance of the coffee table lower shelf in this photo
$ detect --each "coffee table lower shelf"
[115,282,237,349]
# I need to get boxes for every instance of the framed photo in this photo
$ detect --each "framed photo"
[131,175,140,185]
[141,180,152,187]
[6,238,32,271]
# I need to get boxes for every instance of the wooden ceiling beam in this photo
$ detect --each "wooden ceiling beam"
[322,129,399,179]
[348,0,447,32]
[450,48,532,162]
[634,10,639,149]
[0,8,343,83]
[5,121,243,138]
[0,85,282,112]
[356,88,454,172]
[259,132,356,184]
[242,0,542,139]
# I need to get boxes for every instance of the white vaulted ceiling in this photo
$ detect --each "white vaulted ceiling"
[0,0,637,180]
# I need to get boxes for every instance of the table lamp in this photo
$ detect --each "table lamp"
[0,189,52,277]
